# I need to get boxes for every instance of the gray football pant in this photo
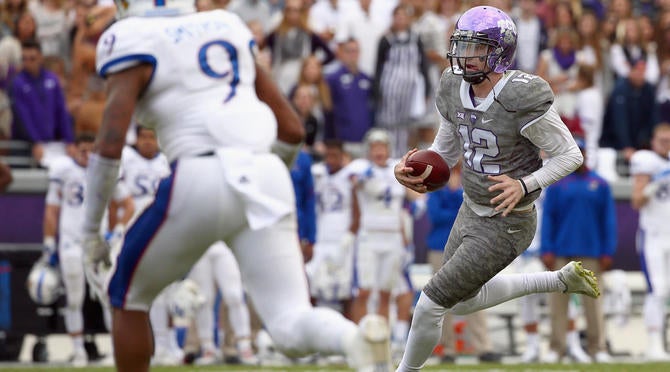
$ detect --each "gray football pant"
[423,203,536,309]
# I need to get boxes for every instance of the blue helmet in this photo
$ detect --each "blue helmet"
[448,6,517,83]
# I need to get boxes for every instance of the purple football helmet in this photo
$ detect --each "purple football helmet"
[447,6,517,84]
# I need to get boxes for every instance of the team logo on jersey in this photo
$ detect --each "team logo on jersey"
[470,114,477,124]
[456,112,465,120]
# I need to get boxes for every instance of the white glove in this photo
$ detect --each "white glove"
[168,279,206,320]
[83,232,111,267]
[83,232,112,304]
[106,224,125,255]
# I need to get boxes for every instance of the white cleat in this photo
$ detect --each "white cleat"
[593,351,612,363]
[645,348,670,362]
[152,346,183,366]
[238,348,260,366]
[70,348,88,368]
[567,346,592,363]
[345,314,393,372]
[520,347,539,363]
[540,350,560,364]
[558,261,600,298]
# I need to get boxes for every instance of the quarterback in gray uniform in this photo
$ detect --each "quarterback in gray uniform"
[393,6,600,371]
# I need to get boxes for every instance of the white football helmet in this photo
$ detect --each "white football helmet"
[114,0,195,18]
[364,128,391,147]
[26,261,62,306]
[166,279,206,320]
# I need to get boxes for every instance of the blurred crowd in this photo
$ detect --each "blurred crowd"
[1,0,669,175]
[4,0,670,367]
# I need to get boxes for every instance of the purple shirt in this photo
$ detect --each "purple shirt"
[10,68,73,143]
[326,65,374,143]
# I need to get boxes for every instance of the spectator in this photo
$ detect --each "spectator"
[228,0,273,31]
[14,11,38,43]
[409,0,446,151]
[291,83,321,157]
[1,0,28,35]
[600,60,658,162]
[436,0,461,36]
[264,0,335,93]
[289,55,333,139]
[335,0,390,76]
[630,123,670,361]
[573,64,604,170]
[10,39,73,167]
[541,138,617,363]
[609,17,660,85]
[308,0,355,48]
[30,0,73,61]
[325,38,374,158]
[512,0,548,73]
[536,27,581,133]
[373,4,430,157]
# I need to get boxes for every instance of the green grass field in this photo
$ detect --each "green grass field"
[2,363,670,372]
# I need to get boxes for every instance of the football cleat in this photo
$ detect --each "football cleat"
[345,314,393,372]
[558,261,600,298]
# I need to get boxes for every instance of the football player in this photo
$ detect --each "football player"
[307,139,359,318]
[393,6,600,371]
[188,241,258,365]
[82,3,392,372]
[630,123,670,361]
[43,133,133,367]
[350,129,422,323]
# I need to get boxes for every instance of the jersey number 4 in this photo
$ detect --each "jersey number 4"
[458,125,500,174]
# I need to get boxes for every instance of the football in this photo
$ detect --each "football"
[406,149,450,191]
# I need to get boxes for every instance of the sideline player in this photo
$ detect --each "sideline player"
[44,133,133,367]
[630,123,670,361]
[393,6,600,371]
[350,129,421,323]
[82,4,392,372]
[307,139,358,318]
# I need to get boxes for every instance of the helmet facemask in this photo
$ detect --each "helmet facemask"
[447,30,498,84]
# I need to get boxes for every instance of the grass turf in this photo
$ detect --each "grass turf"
[1,363,670,372]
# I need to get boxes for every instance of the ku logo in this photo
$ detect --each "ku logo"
[470,114,477,124]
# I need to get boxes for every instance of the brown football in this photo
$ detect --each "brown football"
[406,149,450,191]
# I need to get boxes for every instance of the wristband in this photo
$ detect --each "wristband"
[518,178,529,196]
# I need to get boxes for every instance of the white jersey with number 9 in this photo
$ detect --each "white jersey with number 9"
[96,10,276,162]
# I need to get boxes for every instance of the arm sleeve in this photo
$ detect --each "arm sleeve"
[428,115,462,170]
[520,105,583,192]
